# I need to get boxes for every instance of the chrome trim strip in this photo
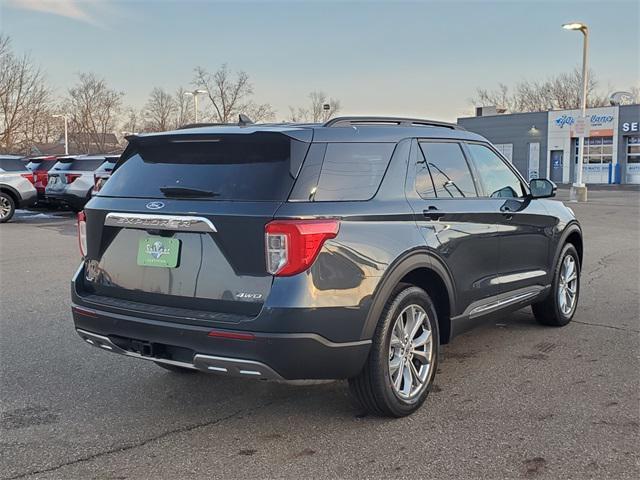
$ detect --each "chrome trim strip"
[104,212,217,233]
[75,329,283,379]
[76,329,197,370]
[490,270,547,286]
[192,354,282,379]
[469,291,539,317]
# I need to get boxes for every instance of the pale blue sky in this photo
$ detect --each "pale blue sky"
[1,0,638,121]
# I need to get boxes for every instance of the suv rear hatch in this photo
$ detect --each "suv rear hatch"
[48,157,105,192]
[81,129,311,323]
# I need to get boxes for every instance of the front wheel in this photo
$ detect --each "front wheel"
[0,192,16,223]
[532,244,580,326]
[349,286,439,417]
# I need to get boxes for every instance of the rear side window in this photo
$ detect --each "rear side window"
[312,143,395,201]
[94,159,118,173]
[99,133,305,201]
[0,159,27,172]
[466,143,526,198]
[417,142,477,198]
[26,160,57,172]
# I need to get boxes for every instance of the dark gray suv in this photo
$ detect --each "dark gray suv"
[71,117,583,417]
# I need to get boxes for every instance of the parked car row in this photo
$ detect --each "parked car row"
[0,154,119,222]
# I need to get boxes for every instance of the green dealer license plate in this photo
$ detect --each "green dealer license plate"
[136,236,180,268]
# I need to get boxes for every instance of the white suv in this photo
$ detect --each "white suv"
[0,156,37,223]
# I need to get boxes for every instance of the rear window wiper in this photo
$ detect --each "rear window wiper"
[160,186,219,198]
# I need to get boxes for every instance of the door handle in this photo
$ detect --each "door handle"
[423,206,445,220]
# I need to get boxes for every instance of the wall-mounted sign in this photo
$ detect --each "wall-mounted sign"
[549,107,617,138]
[621,121,639,133]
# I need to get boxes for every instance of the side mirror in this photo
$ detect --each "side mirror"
[529,178,556,199]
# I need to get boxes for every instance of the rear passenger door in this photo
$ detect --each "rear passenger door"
[406,139,500,316]
[463,142,555,294]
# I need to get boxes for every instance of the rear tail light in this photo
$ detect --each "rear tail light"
[36,171,49,186]
[65,173,81,183]
[77,211,87,258]
[21,172,36,183]
[265,219,339,276]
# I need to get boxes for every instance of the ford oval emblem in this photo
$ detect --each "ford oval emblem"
[146,201,165,210]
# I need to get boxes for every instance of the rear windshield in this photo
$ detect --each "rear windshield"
[0,158,28,172]
[51,159,105,171]
[26,159,58,171]
[99,133,306,201]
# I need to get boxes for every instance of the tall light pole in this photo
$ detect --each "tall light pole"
[53,114,69,155]
[184,89,208,123]
[562,22,589,202]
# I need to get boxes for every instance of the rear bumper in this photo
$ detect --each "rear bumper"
[46,191,88,210]
[18,188,37,208]
[72,304,371,380]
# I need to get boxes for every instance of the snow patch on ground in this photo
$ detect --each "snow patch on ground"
[15,210,69,220]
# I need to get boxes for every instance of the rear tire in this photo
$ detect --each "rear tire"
[532,244,580,326]
[349,286,439,417]
[154,362,198,374]
[0,192,16,223]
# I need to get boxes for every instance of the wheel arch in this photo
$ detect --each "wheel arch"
[555,222,583,268]
[361,250,456,345]
[0,185,20,206]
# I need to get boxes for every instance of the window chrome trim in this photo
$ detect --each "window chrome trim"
[105,212,217,233]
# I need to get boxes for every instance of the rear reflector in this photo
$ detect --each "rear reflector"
[208,330,256,341]
[265,219,340,276]
[72,306,97,318]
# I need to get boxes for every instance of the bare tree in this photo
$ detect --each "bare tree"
[121,107,142,136]
[309,91,341,122]
[174,87,194,128]
[287,91,342,122]
[64,73,123,153]
[193,64,274,123]
[142,87,176,132]
[472,68,608,113]
[0,35,53,153]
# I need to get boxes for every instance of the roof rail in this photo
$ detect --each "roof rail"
[323,116,464,130]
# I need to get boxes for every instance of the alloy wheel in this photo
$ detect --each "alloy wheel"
[388,304,434,399]
[558,255,578,315]
[0,196,11,220]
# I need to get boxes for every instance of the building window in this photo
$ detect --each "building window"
[573,136,613,164]
[493,143,513,163]
[628,136,640,164]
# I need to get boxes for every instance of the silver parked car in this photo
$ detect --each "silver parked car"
[46,155,107,211]
[0,155,37,223]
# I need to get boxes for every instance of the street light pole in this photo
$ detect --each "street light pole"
[53,114,69,155]
[563,22,589,202]
[184,89,208,124]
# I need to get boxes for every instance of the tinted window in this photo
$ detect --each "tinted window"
[0,159,28,172]
[467,144,525,198]
[94,159,118,174]
[313,143,395,201]
[99,133,303,201]
[418,142,477,198]
[68,159,105,171]
[26,159,58,172]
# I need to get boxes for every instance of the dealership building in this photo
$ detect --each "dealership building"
[457,104,640,185]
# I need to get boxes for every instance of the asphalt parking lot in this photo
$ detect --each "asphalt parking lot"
[1,187,638,480]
